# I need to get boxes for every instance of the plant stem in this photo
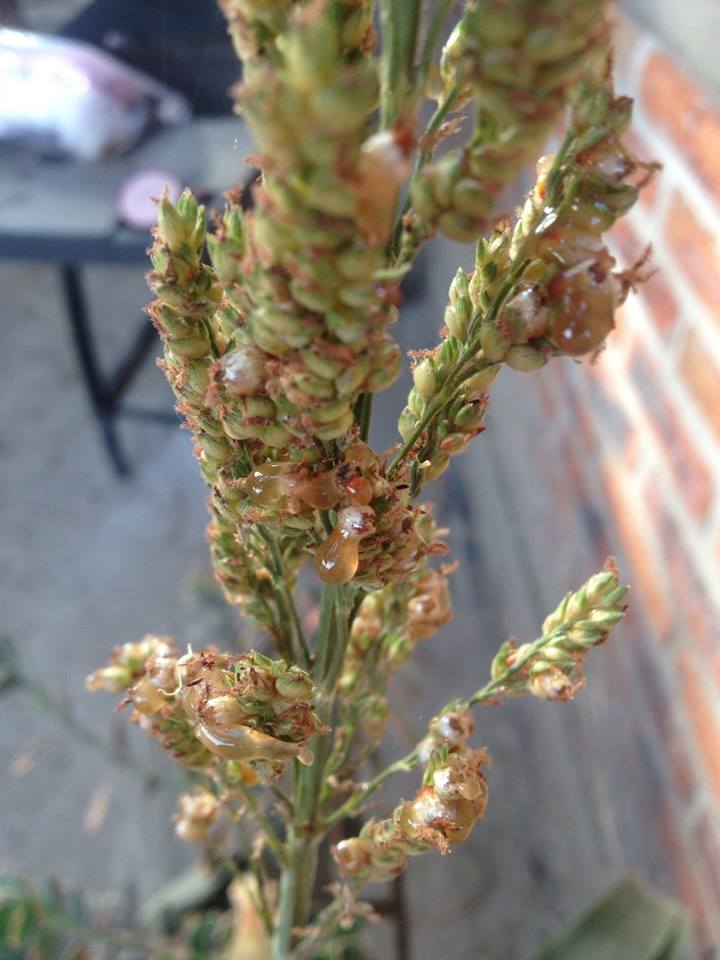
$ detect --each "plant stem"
[464,630,561,707]
[353,391,373,442]
[416,0,454,94]
[273,581,350,957]
[235,781,288,867]
[390,82,461,260]
[324,749,421,828]
[379,0,422,127]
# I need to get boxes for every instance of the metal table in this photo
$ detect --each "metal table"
[0,118,252,476]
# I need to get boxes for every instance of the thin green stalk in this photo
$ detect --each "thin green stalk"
[379,0,422,127]
[249,855,274,937]
[416,0,454,94]
[273,579,348,957]
[390,82,461,260]
[258,530,310,668]
[464,631,561,708]
[353,391,373,442]
[389,127,581,479]
[272,826,301,960]
[386,351,486,478]
[324,628,570,828]
[322,588,351,693]
[294,897,347,959]
[235,781,289,867]
[324,749,421,828]
[312,584,337,681]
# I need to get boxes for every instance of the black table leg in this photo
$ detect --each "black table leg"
[62,263,131,477]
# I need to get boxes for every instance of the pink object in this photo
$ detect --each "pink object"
[116,169,183,230]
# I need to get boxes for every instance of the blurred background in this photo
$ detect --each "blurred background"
[1,1,719,958]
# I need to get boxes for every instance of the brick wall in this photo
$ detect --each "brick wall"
[514,16,720,955]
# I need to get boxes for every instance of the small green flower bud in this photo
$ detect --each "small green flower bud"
[197,432,232,461]
[433,153,464,208]
[326,308,366,344]
[408,389,426,418]
[311,397,353,425]
[335,246,382,282]
[440,432,470,454]
[463,363,501,397]
[313,409,355,440]
[454,401,486,431]
[410,173,441,222]
[157,197,189,250]
[291,372,336,400]
[169,334,212,360]
[300,350,342,381]
[367,342,401,391]
[505,345,547,372]
[338,283,377,311]
[437,211,479,243]
[275,671,313,700]
[413,359,437,400]
[480,325,510,362]
[398,407,417,442]
[451,178,493,219]
[290,281,336,313]
[279,19,338,93]
[449,267,470,305]
[336,359,370,396]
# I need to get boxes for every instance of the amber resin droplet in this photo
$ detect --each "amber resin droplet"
[550,270,615,356]
[196,722,305,763]
[292,471,341,510]
[131,676,169,715]
[342,470,373,506]
[315,529,361,585]
[246,464,287,505]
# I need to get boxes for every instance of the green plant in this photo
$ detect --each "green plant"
[8,1,671,958]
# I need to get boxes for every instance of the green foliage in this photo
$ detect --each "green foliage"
[534,877,690,960]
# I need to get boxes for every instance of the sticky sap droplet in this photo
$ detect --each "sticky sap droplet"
[550,272,615,356]
[247,464,287,505]
[297,744,314,766]
[344,473,373,506]
[314,530,360,585]
[131,676,169,715]
[292,472,341,510]
[457,779,483,801]
[196,722,302,763]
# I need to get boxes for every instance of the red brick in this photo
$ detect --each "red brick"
[676,864,716,955]
[641,52,720,206]
[630,348,713,518]
[602,463,671,639]
[690,811,720,910]
[561,437,588,501]
[679,652,720,810]
[667,721,697,801]
[609,217,646,268]
[532,371,556,419]
[622,433,640,472]
[666,194,720,328]
[680,330,720,442]
[651,498,719,658]
[658,804,714,953]
[641,271,678,334]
